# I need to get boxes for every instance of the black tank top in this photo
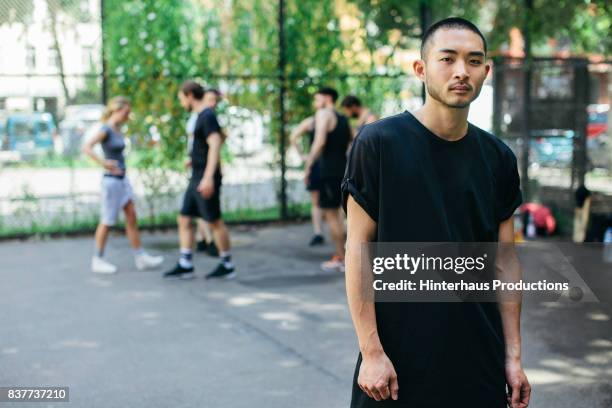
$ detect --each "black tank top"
[319,111,351,179]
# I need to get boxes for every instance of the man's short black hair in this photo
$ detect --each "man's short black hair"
[316,87,339,103]
[204,88,221,98]
[420,17,487,59]
[341,95,362,108]
[181,80,205,100]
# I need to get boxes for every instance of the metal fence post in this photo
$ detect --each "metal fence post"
[278,0,288,219]
[572,59,590,189]
[101,0,108,104]
[521,0,533,201]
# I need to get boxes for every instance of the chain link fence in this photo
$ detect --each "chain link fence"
[0,0,422,237]
[2,1,609,239]
[492,57,612,235]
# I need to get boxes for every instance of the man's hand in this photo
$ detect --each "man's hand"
[197,176,215,199]
[358,351,399,402]
[103,159,122,175]
[506,358,531,408]
[303,165,311,186]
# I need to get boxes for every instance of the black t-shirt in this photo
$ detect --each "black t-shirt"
[191,108,222,182]
[319,111,351,180]
[342,111,522,407]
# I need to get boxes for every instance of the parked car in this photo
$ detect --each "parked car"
[4,112,57,159]
[587,104,609,139]
[530,130,574,168]
[531,132,611,171]
[0,110,7,149]
[59,104,104,156]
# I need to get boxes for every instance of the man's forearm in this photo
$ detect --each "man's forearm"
[346,239,383,357]
[203,142,220,180]
[496,237,523,362]
[500,302,522,361]
[305,142,324,170]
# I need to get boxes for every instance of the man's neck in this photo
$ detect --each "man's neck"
[413,99,470,141]
[357,108,370,125]
[193,100,213,113]
[323,103,335,111]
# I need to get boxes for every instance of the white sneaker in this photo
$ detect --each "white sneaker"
[135,252,164,271]
[321,255,345,273]
[91,256,117,274]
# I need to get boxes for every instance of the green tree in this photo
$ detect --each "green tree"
[490,0,611,55]
[0,0,33,25]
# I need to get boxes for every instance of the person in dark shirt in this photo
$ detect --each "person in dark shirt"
[304,87,352,272]
[290,115,325,246]
[342,18,531,408]
[164,81,235,280]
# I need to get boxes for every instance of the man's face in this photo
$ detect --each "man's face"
[178,91,192,111]
[313,93,329,110]
[342,106,360,119]
[203,92,219,108]
[421,28,490,109]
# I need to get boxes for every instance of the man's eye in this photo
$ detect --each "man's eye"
[441,57,452,62]
[471,60,483,65]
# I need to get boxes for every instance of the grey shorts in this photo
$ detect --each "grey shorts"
[100,176,134,226]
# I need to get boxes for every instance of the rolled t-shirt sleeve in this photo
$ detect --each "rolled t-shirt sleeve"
[203,111,221,137]
[341,127,380,222]
[496,148,523,223]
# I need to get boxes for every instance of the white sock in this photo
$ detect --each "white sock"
[179,248,193,269]
[219,251,233,269]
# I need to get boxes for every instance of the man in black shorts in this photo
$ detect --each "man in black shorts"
[304,87,352,272]
[342,18,531,407]
[290,115,325,246]
[164,81,235,280]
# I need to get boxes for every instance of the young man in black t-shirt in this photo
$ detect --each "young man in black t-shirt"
[304,87,352,272]
[164,81,235,280]
[342,18,531,408]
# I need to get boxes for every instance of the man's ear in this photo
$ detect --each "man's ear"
[413,59,426,82]
[485,61,491,77]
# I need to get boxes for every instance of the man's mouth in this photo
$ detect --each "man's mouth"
[450,84,471,92]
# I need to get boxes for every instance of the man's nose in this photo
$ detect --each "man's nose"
[453,61,469,81]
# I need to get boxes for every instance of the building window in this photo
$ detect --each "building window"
[82,46,93,69]
[48,48,59,69]
[26,46,36,70]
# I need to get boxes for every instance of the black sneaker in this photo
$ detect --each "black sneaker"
[205,263,236,280]
[196,240,208,252]
[163,263,195,279]
[309,234,325,246]
[206,241,219,257]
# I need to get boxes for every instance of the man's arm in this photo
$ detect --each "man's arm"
[345,196,399,402]
[304,110,332,172]
[289,117,314,160]
[497,218,531,408]
[197,132,222,199]
[365,112,379,125]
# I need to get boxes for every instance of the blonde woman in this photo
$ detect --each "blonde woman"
[83,96,163,273]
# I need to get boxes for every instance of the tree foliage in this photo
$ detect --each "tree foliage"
[103,0,611,174]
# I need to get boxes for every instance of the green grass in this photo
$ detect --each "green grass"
[0,203,312,240]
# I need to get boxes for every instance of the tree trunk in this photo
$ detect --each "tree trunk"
[46,1,72,106]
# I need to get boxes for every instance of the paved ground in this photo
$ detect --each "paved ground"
[1,222,611,407]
